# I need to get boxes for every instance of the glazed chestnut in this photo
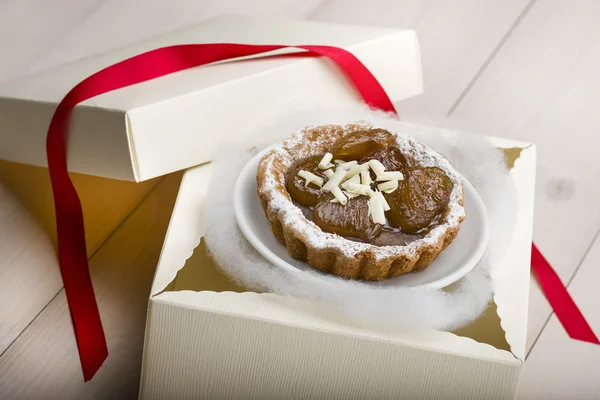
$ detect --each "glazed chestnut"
[332,128,396,161]
[385,167,453,233]
[313,194,382,240]
[361,146,408,180]
[285,155,326,207]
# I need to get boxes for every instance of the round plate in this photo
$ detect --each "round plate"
[234,147,489,289]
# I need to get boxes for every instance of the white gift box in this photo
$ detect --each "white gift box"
[0,14,422,182]
[139,138,535,400]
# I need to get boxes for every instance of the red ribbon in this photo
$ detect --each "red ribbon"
[531,244,599,344]
[45,43,597,381]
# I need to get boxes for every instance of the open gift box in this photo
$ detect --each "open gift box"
[139,137,535,400]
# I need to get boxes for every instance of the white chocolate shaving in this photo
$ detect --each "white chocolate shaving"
[345,163,369,180]
[298,170,323,187]
[337,160,358,170]
[298,152,413,224]
[377,191,391,211]
[368,159,386,175]
[318,153,334,170]
[330,186,347,205]
[376,171,404,181]
[361,170,371,186]
[378,180,399,193]
[341,174,361,190]
[322,168,346,192]
[347,183,370,196]
[331,190,360,203]
[368,194,386,224]
[343,190,360,199]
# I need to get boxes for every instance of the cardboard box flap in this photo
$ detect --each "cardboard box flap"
[151,164,212,295]
[143,293,523,399]
[0,15,422,182]
[154,290,518,364]
[150,136,535,363]
[490,142,536,361]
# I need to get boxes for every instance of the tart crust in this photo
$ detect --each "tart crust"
[256,123,466,281]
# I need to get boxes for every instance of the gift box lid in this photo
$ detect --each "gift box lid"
[0,15,422,182]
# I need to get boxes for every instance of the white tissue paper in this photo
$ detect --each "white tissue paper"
[203,106,518,331]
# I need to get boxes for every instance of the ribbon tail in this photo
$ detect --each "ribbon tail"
[531,243,599,344]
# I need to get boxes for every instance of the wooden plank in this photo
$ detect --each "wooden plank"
[0,161,158,356]
[0,0,107,83]
[0,173,182,399]
[21,0,324,74]
[311,0,531,122]
[516,232,600,400]
[445,0,600,351]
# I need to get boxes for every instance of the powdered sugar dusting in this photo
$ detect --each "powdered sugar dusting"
[257,122,466,260]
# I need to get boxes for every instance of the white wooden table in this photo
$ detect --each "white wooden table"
[1,1,599,399]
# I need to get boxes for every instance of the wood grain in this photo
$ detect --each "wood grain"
[311,0,532,123]
[0,0,105,84]
[0,173,181,400]
[6,0,324,80]
[445,0,600,353]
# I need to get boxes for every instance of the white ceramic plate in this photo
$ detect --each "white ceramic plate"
[234,147,489,289]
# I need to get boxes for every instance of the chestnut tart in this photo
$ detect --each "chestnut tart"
[256,123,466,281]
